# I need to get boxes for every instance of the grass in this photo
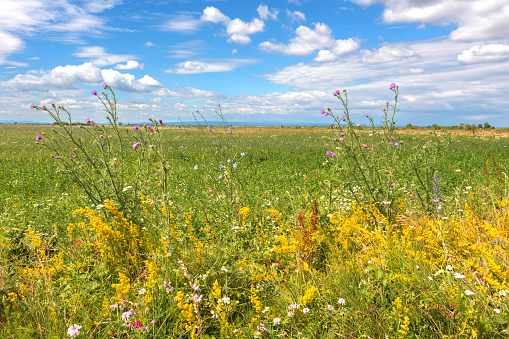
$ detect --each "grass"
[1,121,509,338]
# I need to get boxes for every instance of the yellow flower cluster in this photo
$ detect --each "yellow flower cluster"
[111,272,131,301]
[175,290,197,338]
[300,286,317,306]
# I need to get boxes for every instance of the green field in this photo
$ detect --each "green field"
[1,121,509,338]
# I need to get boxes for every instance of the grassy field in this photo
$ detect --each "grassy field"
[1,121,509,338]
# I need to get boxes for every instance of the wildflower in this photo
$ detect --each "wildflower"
[67,324,82,338]
[69,158,73,161]
[390,83,396,89]
[287,311,294,317]
[30,104,35,109]
[465,290,475,296]
[141,326,149,333]
[390,183,394,187]
[159,119,163,125]
[327,151,332,155]
[138,288,146,295]
[194,165,198,170]
[363,144,367,148]
[227,159,231,163]
[233,163,237,168]
[99,134,103,138]
[494,309,501,313]
[273,317,281,324]
[133,125,138,130]
[211,310,218,318]
[228,127,232,130]
[103,83,108,89]
[450,166,454,169]
[110,304,118,311]
[338,298,346,305]
[454,273,466,279]
[122,312,131,321]
[192,283,200,291]
[151,319,157,324]
[132,320,141,328]
[221,266,228,272]
[302,307,310,314]
[340,132,345,136]
[207,126,211,130]
[394,142,399,146]
[327,305,335,311]
[321,110,325,114]
[132,143,138,149]
[241,152,245,157]
[262,307,270,313]
[92,90,97,95]
[36,134,42,141]
[332,153,336,156]
[219,174,223,179]
[164,282,173,293]
[193,294,203,303]
[334,138,337,141]
[334,90,340,96]
[446,265,453,271]
[219,297,230,304]
[499,290,507,296]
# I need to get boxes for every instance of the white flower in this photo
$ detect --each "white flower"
[122,186,133,192]
[121,312,131,321]
[465,290,475,296]
[428,276,433,281]
[138,288,147,295]
[338,298,346,305]
[494,309,501,313]
[499,290,507,296]
[221,266,228,272]
[327,305,335,311]
[273,317,281,324]
[262,307,270,313]
[220,297,231,304]
[287,311,294,317]
[454,272,466,279]
[302,307,310,314]
[446,265,453,271]
[193,294,203,303]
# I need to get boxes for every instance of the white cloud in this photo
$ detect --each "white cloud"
[84,0,122,13]
[144,41,154,47]
[164,59,259,74]
[288,0,308,5]
[287,10,306,22]
[361,45,416,64]
[100,70,161,92]
[227,18,265,44]
[75,46,137,66]
[353,0,509,42]
[159,13,203,33]
[115,60,144,70]
[260,23,358,57]
[154,87,227,99]
[232,49,238,54]
[257,5,279,20]
[458,44,509,64]
[0,31,24,65]
[201,6,230,23]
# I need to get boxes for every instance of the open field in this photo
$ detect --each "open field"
[1,122,509,338]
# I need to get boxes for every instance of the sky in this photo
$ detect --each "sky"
[1,0,509,127]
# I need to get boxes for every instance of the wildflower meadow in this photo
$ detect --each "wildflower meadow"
[1,84,509,338]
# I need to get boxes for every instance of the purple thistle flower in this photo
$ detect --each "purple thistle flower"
[69,157,73,161]
[320,110,325,115]
[326,151,332,155]
[30,104,35,109]
[36,135,42,141]
[340,132,345,136]
[332,153,336,156]
[159,119,163,125]
[390,83,396,89]
[94,124,98,127]
[394,142,399,146]
[133,143,138,149]
[55,156,59,159]
[85,118,91,124]
[92,90,97,96]
[341,117,345,121]
[99,134,103,138]
[133,125,138,130]
[72,149,76,153]
[363,144,367,148]
[334,138,337,141]
[390,183,394,187]
[103,83,108,89]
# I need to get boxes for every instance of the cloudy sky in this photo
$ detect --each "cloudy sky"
[1,0,508,126]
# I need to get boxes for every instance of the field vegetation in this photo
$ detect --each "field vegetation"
[1,85,509,338]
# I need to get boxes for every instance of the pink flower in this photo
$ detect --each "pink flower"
[133,125,138,130]
[363,144,367,148]
[326,151,332,155]
[192,283,200,291]
[273,317,281,324]
[92,90,97,96]
[394,142,399,146]
[338,298,346,305]
[132,143,138,149]
[327,305,335,311]
[36,135,42,141]
[30,104,35,109]
[390,83,396,89]
[67,324,82,338]
[302,307,310,314]
[132,320,141,328]
[320,110,325,115]
[340,132,345,136]
[159,119,163,125]
[103,83,108,89]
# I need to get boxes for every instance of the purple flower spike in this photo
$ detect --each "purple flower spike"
[103,83,108,89]
[390,83,396,89]
[92,90,97,96]
[133,125,138,130]
[36,135,42,141]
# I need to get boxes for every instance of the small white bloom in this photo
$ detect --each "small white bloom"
[494,309,501,313]
[273,317,281,324]
[262,307,270,313]
[446,265,453,271]
[454,272,466,279]
[302,307,310,314]
[138,288,146,295]
[428,276,433,281]
[221,266,228,272]
[465,290,475,296]
[122,186,133,192]
[338,298,346,305]
[499,290,507,296]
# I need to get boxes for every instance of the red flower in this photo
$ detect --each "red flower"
[314,175,317,178]
[450,166,454,169]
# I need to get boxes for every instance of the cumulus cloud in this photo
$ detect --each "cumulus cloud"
[0,31,24,65]
[287,10,306,22]
[153,87,227,99]
[458,44,509,64]
[351,0,509,42]
[201,6,230,23]
[260,23,359,58]
[257,5,279,20]
[74,46,137,66]
[164,58,259,74]
[115,60,144,70]
[227,18,265,44]
[361,45,416,64]
[4,62,161,93]
[201,7,264,45]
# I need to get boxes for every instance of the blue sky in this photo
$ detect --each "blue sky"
[1,0,509,126]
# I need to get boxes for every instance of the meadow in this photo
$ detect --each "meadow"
[1,86,509,338]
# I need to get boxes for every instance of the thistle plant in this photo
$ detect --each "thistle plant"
[323,84,448,220]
